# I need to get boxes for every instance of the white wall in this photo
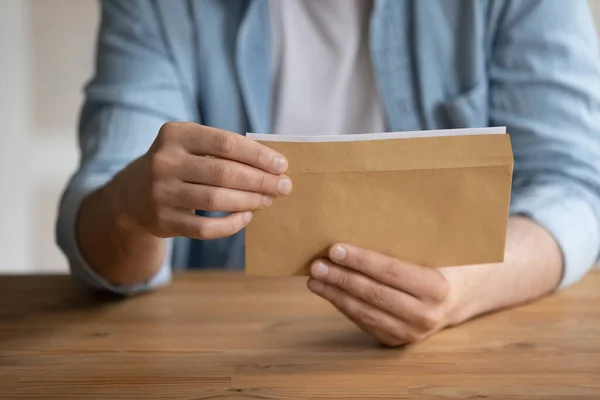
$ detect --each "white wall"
[0,0,98,273]
[0,0,599,274]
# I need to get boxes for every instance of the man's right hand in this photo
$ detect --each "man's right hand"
[108,122,292,240]
[75,122,291,286]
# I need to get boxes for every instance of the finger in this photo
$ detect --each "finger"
[307,279,425,344]
[176,123,288,174]
[159,181,273,212]
[177,154,292,196]
[328,244,449,301]
[168,209,252,240]
[345,311,406,348]
[307,278,401,346]
[310,260,425,326]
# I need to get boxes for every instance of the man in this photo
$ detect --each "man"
[57,0,600,347]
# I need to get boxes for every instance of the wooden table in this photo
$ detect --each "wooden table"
[1,271,599,399]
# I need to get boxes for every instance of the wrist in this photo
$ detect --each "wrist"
[102,168,147,237]
[439,265,488,327]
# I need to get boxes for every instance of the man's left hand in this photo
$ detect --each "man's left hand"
[307,243,457,347]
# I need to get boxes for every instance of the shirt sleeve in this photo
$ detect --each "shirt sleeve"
[56,0,197,294]
[489,0,600,288]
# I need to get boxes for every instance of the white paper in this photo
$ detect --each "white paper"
[247,127,506,143]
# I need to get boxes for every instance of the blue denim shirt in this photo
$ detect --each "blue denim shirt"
[57,0,600,294]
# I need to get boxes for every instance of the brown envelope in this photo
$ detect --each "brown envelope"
[246,133,514,276]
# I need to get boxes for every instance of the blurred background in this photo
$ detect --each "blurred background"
[1,0,600,274]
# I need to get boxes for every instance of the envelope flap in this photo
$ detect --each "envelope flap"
[259,134,514,173]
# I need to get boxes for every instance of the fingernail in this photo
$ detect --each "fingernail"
[311,261,329,277]
[273,156,288,174]
[243,212,253,224]
[330,245,347,262]
[262,195,273,208]
[308,279,326,294]
[278,177,293,195]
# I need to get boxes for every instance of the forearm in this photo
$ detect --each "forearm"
[443,216,563,326]
[75,169,166,286]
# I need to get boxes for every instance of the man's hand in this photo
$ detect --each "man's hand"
[307,244,454,347]
[307,217,564,347]
[109,122,292,240]
[77,122,293,285]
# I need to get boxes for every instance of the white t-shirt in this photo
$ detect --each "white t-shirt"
[270,0,386,135]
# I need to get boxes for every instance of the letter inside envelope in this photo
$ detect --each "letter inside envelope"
[245,127,514,276]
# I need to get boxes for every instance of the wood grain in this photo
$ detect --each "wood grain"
[0,270,599,399]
